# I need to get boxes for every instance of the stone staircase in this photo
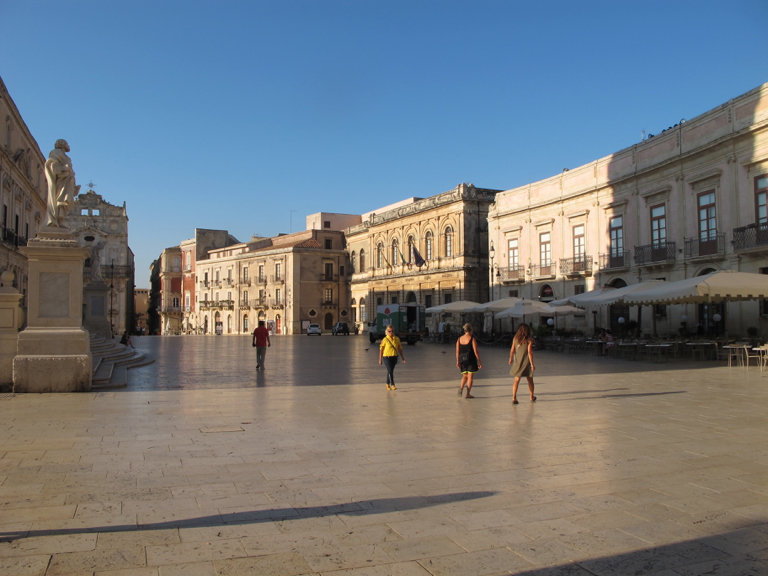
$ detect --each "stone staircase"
[90,335,154,390]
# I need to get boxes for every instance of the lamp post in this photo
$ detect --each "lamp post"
[488,242,495,302]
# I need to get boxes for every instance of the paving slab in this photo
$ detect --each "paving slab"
[1,335,767,574]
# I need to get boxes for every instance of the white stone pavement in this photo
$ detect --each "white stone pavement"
[1,336,767,575]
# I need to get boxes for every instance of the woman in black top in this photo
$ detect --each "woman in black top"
[456,323,481,398]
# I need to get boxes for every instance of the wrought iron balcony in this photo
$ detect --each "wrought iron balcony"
[321,273,339,282]
[634,241,676,265]
[531,263,555,278]
[249,298,267,308]
[1,228,27,247]
[268,298,284,309]
[732,222,768,251]
[559,256,593,276]
[599,251,630,270]
[199,280,210,288]
[499,265,525,283]
[241,278,252,286]
[270,275,284,285]
[684,233,725,258]
[224,278,235,287]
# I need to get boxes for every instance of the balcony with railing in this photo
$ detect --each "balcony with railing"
[499,265,525,283]
[732,222,768,252]
[531,263,555,278]
[321,273,339,282]
[268,298,284,309]
[1,228,27,247]
[559,256,593,276]
[199,280,210,288]
[249,298,267,309]
[224,278,235,287]
[241,277,252,286]
[159,305,182,314]
[684,233,725,258]
[599,251,630,270]
[270,274,284,285]
[199,300,211,310]
[634,241,676,266]
[256,276,267,285]
[239,299,250,309]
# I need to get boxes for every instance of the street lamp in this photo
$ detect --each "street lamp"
[109,260,115,338]
[488,242,495,301]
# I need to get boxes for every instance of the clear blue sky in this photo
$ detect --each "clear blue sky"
[2,1,766,288]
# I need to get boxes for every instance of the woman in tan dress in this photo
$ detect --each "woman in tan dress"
[509,323,536,404]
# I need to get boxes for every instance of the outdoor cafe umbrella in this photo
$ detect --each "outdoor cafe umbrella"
[425,300,483,314]
[542,303,583,330]
[466,297,523,313]
[495,300,551,322]
[622,270,768,305]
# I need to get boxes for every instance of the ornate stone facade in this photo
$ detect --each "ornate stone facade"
[61,187,135,336]
[0,77,48,306]
[346,183,500,332]
[489,82,768,337]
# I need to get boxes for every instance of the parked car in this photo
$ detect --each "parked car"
[332,322,350,336]
[306,323,322,336]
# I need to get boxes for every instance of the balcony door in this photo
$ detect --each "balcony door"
[698,192,718,255]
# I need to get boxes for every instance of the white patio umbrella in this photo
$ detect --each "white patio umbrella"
[543,303,584,330]
[495,300,551,321]
[425,300,483,314]
[550,286,616,307]
[467,297,523,313]
[565,280,667,306]
[623,270,768,305]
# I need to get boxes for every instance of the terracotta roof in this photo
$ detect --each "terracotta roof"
[293,239,323,248]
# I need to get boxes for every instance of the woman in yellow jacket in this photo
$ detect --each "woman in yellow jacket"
[379,325,406,390]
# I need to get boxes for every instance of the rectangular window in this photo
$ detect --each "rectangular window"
[324,262,333,280]
[275,288,282,304]
[425,295,432,308]
[339,265,344,277]
[609,215,624,267]
[324,221,331,228]
[573,225,585,260]
[258,265,265,282]
[509,290,519,297]
[391,296,398,304]
[324,288,332,304]
[574,285,585,295]
[651,205,666,245]
[377,297,382,306]
[507,238,519,268]
[259,289,264,304]
[275,262,282,280]
[185,294,190,307]
[325,239,332,249]
[444,293,452,304]
[243,267,249,281]
[243,290,248,303]
[756,175,768,225]
[539,232,551,274]
[698,191,717,255]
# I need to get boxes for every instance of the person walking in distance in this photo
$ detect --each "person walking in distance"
[379,324,406,390]
[252,320,271,370]
[456,323,481,398]
[509,323,536,404]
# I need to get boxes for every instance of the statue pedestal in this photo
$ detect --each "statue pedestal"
[0,274,25,389]
[13,229,92,393]
[84,281,112,340]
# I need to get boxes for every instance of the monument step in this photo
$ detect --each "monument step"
[91,365,127,390]
[92,361,114,384]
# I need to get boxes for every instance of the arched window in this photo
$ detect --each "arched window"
[407,236,415,263]
[392,239,399,265]
[444,226,453,257]
[351,251,357,273]
[377,243,384,268]
[425,231,433,260]
[359,249,365,272]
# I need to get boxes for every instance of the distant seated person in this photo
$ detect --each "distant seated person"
[602,330,614,355]
[120,331,135,349]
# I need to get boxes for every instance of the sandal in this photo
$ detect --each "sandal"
[465,394,474,399]
[512,399,519,404]
[531,396,537,402]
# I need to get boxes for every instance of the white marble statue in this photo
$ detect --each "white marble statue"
[44,139,78,227]
[89,241,106,282]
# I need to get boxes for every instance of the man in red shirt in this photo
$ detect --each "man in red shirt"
[252,320,271,370]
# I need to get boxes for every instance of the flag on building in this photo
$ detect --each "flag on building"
[413,247,426,268]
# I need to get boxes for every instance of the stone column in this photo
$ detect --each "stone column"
[0,271,25,389]
[13,227,92,393]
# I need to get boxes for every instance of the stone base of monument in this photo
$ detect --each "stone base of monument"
[13,328,92,393]
[84,281,112,340]
[12,227,92,393]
